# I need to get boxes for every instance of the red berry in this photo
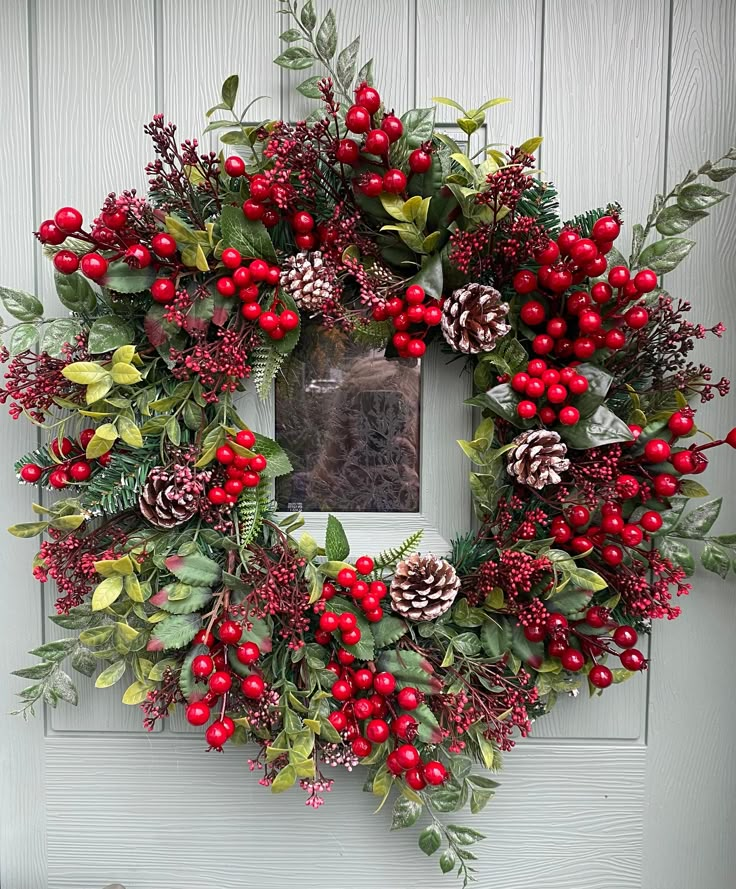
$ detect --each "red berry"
[605,329,626,350]
[209,671,232,695]
[591,282,613,304]
[396,686,420,710]
[570,238,597,265]
[654,473,679,497]
[262,209,279,227]
[69,461,91,482]
[578,310,602,334]
[601,513,624,535]
[331,679,353,701]
[570,535,594,554]
[586,606,607,629]
[151,278,176,303]
[395,743,420,770]
[608,266,630,287]
[547,384,568,404]
[386,751,404,774]
[341,627,361,646]
[221,247,241,269]
[620,648,646,671]
[573,337,596,360]
[370,580,387,598]
[242,471,260,488]
[20,464,42,482]
[48,468,69,489]
[359,172,384,197]
[366,718,390,743]
[517,400,537,419]
[589,664,613,688]
[355,555,374,575]
[249,176,270,202]
[561,648,585,671]
[408,148,432,173]
[548,638,567,657]
[258,311,279,333]
[524,624,546,642]
[241,674,265,699]
[53,250,79,274]
[51,438,73,459]
[621,524,643,547]
[726,428,736,448]
[54,206,83,233]
[38,219,66,245]
[407,338,426,357]
[353,698,373,720]
[192,654,214,678]
[671,450,696,473]
[243,199,264,221]
[124,244,151,268]
[291,211,314,233]
[346,105,371,133]
[668,410,694,436]
[559,405,580,425]
[639,510,663,532]
[546,613,568,633]
[602,544,624,565]
[354,668,374,690]
[364,128,390,155]
[644,439,671,463]
[205,721,228,748]
[613,625,638,649]
[337,568,357,588]
[337,648,355,666]
[625,306,649,329]
[80,252,108,280]
[352,736,372,758]
[512,372,530,393]
[405,768,426,790]
[236,641,260,665]
[548,267,572,293]
[337,612,357,633]
[329,710,348,731]
[568,505,590,527]
[355,84,381,113]
[224,155,246,177]
[186,701,210,726]
[218,620,242,644]
[319,612,338,633]
[634,269,657,293]
[236,429,256,449]
[557,229,580,254]
[207,487,227,505]
[513,270,537,294]
[215,445,234,465]
[151,232,177,257]
[383,169,407,194]
[381,114,403,141]
[336,138,360,164]
[536,241,560,264]
[592,215,621,242]
[422,760,447,785]
[521,300,546,325]
[373,672,396,696]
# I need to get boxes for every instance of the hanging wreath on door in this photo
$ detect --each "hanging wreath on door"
[3,1,735,881]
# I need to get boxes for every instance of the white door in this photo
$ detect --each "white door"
[1,2,734,889]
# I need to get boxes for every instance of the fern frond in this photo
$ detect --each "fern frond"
[373,529,424,572]
[251,346,285,400]
[237,488,271,546]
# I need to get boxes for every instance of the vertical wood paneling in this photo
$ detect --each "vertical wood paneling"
[0,5,47,884]
[161,0,281,146]
[644,3,736,888]
[543,0,669,245]
[35,0,156,729]
[416,0,541,149]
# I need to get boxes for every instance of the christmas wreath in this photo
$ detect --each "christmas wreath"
[4,2,736,882]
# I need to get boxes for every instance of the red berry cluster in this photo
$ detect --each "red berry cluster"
[338,84,431,199]
[317,556,386,628]
[206,429,267,505]
[241,173,313,241]
[513,215,657,362]
[511,359,589,425]
[525,608,646,687]
[184,622,265,749]
[371,284,442,358]
[19,428,107,489]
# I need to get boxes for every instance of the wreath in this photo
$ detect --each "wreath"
[3,2,735,882]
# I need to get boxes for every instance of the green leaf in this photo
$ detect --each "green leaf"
[51,670,78,705]
[371,615,408,649]
[655,205,708,235]
[418,823,442,854]
[481,619,512,658]
[679,479,709,498]
[315,9,337,60]
[657,536,695,576]
[274,46,315,70]
[54,271,97,313]
[677,183,728,211]
[121,679,152,705]
[701,541,731,578]
[271,764,297,793]
[280,28,302,42]
[301,0,316,30]
[165,553,221,586]
[408,252,443,299]
[325,514,350,561]
[103,261,155,293]
[560,405,634,449]
[391,795,422,830]
[221,73,239,109]
[220,204,276,262]
[336,36,360,87]
[117,416,143,448]
[439,850,457,873]
[87,317,135,354]
[29,638,77,662]
[253,432,293,477]
[62,361,108,385]
[446,824,485,845]
[452,632,482,656]
[637,237,695,275]
[672,498,722,539]
[8,521,49,538]
[561,565,608,592]
[400,107,436,148]
[0,286,43,321]
[296,76,323,99]
[41,319,81,358]
[150,613,200,650]
[157,585,213,614]
[94,659,126,688]
[91,575,125,611]
[12,662,55,680]
[9,322,38,354]
[86,422,118,459]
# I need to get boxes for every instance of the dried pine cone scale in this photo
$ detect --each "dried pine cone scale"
[139,465,203,529]
[506,429,570,489]
[390,553,461,621]
[441,283,511,354]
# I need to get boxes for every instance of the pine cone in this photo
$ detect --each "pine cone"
[279,250,335,312]
[138,465,203,529]
[441,283,511,354]
[390,553,461,622]
[506,429,570,490]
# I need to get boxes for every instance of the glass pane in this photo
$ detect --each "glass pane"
[275,327,421,512]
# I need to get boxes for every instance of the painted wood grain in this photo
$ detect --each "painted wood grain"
[44,735,644,889]
[644,3,736,888]
[162,0,281,147]
[543,0,669,250]
[416,0,541,151]
[0,3,48,886]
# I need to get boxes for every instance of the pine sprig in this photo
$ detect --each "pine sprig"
[566,202,622,238]
[82,452,159,515]
[516,180,561,233]
[14,444,57,474]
